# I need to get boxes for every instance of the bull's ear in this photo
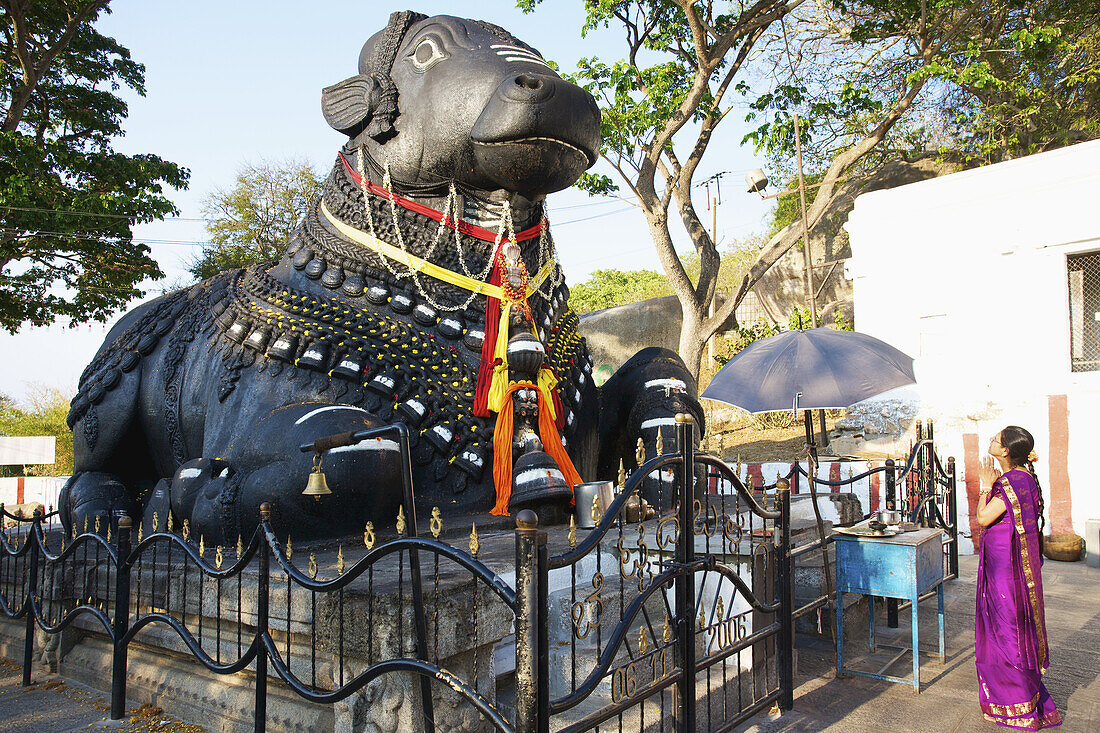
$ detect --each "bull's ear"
[321,74,379,136]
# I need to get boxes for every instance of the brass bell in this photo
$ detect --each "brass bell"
[302,453,332,500]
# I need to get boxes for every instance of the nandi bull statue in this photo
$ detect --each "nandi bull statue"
[60,11,703,544]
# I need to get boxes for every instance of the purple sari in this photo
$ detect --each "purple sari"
[975,469,1061,729]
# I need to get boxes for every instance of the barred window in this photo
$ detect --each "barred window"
[1067,252,1100,372]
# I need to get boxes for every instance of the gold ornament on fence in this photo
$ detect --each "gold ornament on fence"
[636,437,645,467]
[106,525,111,543]
[430,507,442,539]
[167,512,174,533]
[308,552,318,579]
[215,545,224,570]
[469,522,480,557]
[94,516,100,535]
[638,625,648,655]
[237,535,243,558]
[182,519,191,542]
[663,616,673,643]
[698,606,707,631]
[137,523,143,543]
[364,522,375,550]
[617,459,626,490]
[199,536,205,558]
[337,546,345,575]
[568,515,577,550]
[285,536,293,560]
[152,511,159,532]
[591,493,603,525]
[655,430,663,457]
[396,506,407,536]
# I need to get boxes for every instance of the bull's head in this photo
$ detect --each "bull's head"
[321,11,600,198]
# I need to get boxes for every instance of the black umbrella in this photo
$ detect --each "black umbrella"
[702,328,916,414]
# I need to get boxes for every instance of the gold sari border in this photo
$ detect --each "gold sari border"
[998,472,1049,669]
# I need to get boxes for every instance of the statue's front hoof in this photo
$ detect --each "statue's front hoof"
[509,448,574,522]
[62,472,135,535]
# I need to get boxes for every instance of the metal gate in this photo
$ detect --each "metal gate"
[517,413,793,732]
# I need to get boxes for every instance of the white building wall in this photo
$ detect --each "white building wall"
[845,139,1100,542]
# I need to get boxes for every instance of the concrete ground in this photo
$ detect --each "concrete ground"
[0,555,1095,732]
[742,554,1100,732]
[0,656,206,733]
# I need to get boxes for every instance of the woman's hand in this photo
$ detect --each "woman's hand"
[978,456,1001,490]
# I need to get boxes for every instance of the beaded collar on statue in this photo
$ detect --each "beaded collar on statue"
[211,264,589,477]
[334,148,566,313]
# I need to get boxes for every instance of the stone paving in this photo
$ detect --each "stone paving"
[0,555,1095,732]
[742,554,1100,732]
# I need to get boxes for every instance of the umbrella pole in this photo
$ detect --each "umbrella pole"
[803,410,835,640]
[818,409,829,449]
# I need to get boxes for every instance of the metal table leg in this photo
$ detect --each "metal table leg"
[868,595,876,652]
[911,595,920,693]
[938,582,945,663]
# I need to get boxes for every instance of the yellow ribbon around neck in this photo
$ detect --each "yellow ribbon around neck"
[320,200,553,300]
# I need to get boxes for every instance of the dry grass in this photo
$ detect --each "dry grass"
[701,405,842,463]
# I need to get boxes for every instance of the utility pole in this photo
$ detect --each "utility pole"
[794,114,829,447]
[793,113,818,329]
[699,172,727,367]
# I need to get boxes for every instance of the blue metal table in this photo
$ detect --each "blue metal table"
[834,525,946,693]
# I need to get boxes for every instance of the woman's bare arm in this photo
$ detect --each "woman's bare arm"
[976,456,1008,526]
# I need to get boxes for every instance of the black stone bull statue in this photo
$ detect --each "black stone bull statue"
[60,11,703,543]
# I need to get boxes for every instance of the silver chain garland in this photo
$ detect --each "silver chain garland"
[354,146,564,312]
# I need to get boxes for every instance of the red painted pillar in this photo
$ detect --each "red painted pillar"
[747,463,764,492]
[829,461,841,494]
[1048,395,1073,534]
[16,476,24,505]
[869,464,881,512]
[963,433,982,546]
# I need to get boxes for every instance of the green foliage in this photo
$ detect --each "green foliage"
[0,1,189,333]
[567,268,671,313]
[747,0,1100,179]
[0,386,74,477]
[764,171,827,240]
[568,237,763,313]
[190,160,323,281]
[713,305,852,366]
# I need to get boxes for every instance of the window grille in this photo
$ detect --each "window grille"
[1067,252,1100,372]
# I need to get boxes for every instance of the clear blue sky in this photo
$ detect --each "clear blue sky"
[0,1,776,405]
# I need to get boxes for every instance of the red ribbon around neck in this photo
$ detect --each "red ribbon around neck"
[338,154,545,243]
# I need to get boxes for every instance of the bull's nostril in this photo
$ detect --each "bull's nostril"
[515,74,542,91]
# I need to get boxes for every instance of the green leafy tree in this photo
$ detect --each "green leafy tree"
[518,0,806,379]
[568,268,671,313]
[0,0,189,333]
[0,385,73,477]
[743,0,1100,314]
[190,159,323,280]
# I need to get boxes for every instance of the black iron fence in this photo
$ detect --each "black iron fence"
[755,420,958,629]
[1,415,795,732]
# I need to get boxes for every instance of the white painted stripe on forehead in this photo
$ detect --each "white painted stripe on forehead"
[293,405,369,426]
[491,44,538,53]
[504,56,553,68]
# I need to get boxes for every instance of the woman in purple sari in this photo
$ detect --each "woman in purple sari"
[975,425,1061,729]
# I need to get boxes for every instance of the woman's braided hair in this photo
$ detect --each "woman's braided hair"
[1000,425,1046,537]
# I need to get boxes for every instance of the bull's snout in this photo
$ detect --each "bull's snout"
[469,71,601,196]
[501,73,554,103]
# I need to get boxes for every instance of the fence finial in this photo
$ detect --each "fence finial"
[515,509,538,530]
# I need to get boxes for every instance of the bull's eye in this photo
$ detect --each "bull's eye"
[409,37,446,71]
